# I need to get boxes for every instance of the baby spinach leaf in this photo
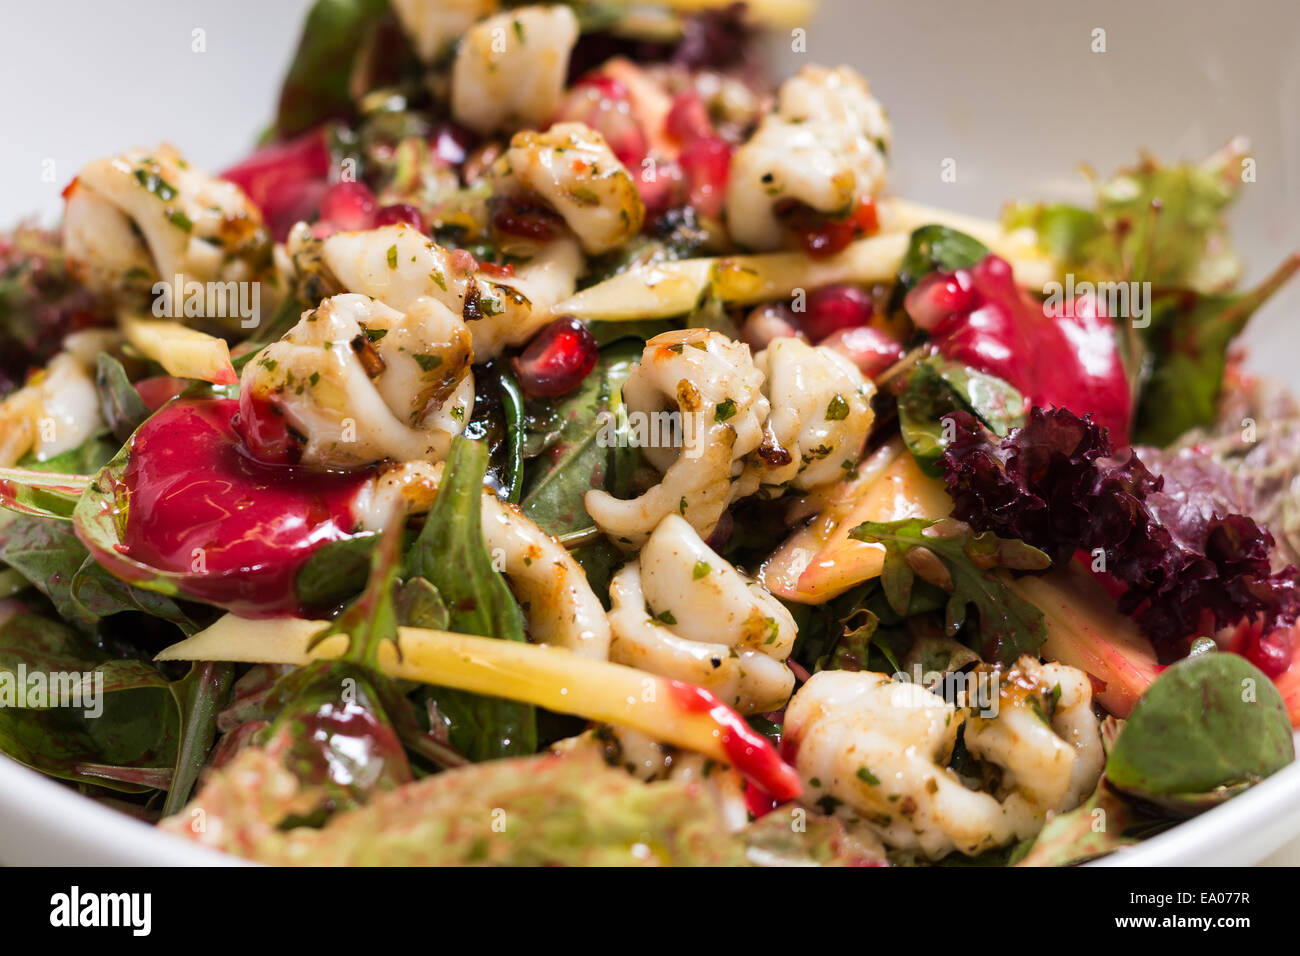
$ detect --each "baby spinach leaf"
[160,661,234,816]
[888,225,989,312]
[1105,651,1294,801]
[273,0,393,138]
[294,532,378,615]
[0,611,180,791]
[95,353,152,443]
[519,340,640,537]
[897,356,1024,475]
[406,437,535,760]
[848,518,1050,664]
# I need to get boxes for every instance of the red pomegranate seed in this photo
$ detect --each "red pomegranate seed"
[818,325,905,377]
[741,303,804,350]
[317,181,377,234]
[235,393,303,466]
[636,158,686,218]
[904,270,977,331]
[512,317,599,397]
[666,90,714,144]
[556,74,647,170]
[679,136,731,220]
[796,284,874,341]
[1243,628,1294,678]
[374,203,425,232]
[779,195,879,259]
[133,376,189,412]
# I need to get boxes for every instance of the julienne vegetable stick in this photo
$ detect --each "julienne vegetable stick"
[597,0,816,29]
[553,226,1056,323]
[156,614,804,801]
[119,312,238,386]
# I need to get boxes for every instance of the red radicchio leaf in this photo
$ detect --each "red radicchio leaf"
[939,406,1300,650]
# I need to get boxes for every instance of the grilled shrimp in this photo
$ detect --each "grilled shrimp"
[63,144,271,319]
[784,659,1103,860]
[726,66,891,251]
[240,293,474,468]
[352,460,611,658]
[0,342,106,466]
[298,223,583,358]
[490,122,645,254]
[584,329,768,547]
[605,515,796,714]
[391,0,498,63]
[451,4,578,136]
[750,338,875,493]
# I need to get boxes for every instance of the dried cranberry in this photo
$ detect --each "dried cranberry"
[374,203,425,232]
[511,317,599,397]
[493,193,566,241]
[796,284,874,341]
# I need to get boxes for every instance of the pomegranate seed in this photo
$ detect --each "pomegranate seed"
[512,317,599,397]
[796,284,874,340]
[133,376,189,412]
[556,74,647,170]
[666,90,714,144]
[741,303,804,350]
[904,270,976,331]
[431,122,475,167]
[374,203,425,232]
[316,181,377,234]
[818,326,905,377]
[235,394,303,466]
[679,136,731,220]
[1243,628,1294,678]
[778,195,879,258]
[636,158,686,218]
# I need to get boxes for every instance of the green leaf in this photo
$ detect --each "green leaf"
[0,611,179,791]
[308,513,404,669]
[294,532,378,614]
[1010,781,1140,867]
[897,356,1025,475]
[1133,255,1300,446]
[273,0,392,138]
[519,340,640,537]
[406,437,535,760]
[847,518,1050,664]
[1105,651,1294,802]
[95,353,152,443]
[160,661,235,816]
[463,362,526,503]
[0,514,196,630]
[889,225,989,312]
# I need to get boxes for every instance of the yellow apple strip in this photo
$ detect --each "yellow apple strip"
[157,614,802,799]
[555,222,1055,323]
[120,313,237,385]
[599,0,816,29]
[760,443,953,603]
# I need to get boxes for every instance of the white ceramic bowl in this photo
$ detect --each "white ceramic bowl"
[1,0,1298,865]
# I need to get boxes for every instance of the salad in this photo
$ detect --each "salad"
[0,0,1296,867]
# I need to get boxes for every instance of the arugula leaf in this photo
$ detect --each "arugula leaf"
[1105,651,1294,806]
[1133,255,1300,445]
[847,518,1050,664]
[897,356,1025,475]
[888,225,989,312]
[406,437,536,760]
